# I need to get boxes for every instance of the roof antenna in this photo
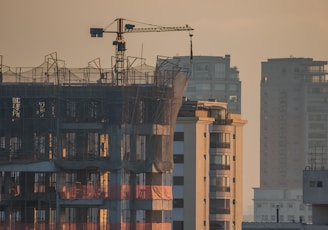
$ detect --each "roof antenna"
[140,42,144,74]
[189,33,194,79]
[189,33,193,63]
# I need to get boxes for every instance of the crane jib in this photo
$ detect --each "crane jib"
[90,18,193,85]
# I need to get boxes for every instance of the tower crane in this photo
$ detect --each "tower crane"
[90,18,194,85]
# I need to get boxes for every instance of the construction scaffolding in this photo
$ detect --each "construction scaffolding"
[0,53,189,229]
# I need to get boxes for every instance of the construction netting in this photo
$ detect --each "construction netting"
[0,55,189,173]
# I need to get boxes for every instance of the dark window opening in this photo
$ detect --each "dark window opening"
[174,132,184,141]
[173,176,184,185]
[173,154,184,164]
[173,199,184,208]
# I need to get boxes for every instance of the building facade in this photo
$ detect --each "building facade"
[172,100,246,230]
[242,169,328,229]
[0,56,187,229]
[254,57,328,223]
[175,55,241,114]
[303,169,328,225]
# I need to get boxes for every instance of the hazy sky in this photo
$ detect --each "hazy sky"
[1,0,328,216]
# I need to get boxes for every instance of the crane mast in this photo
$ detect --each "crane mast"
[90,18,193,85]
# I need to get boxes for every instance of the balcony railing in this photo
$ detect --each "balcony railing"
[213,119,233,125]
[210,208,230,215]
[210,164,230,170]
[210,143,231,149]
[59,185,172,200]
[210,186,230,192]
[0,223,172,230]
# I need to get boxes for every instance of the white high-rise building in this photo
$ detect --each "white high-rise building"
[254,57,328,223]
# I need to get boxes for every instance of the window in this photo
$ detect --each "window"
[173,221,184,230]
[187,85,196,92]
[210,133,230,148]
[210,221,230,230]
[12,97,21,119]
[210,199,230,214]
[34,173,46,192]
[9,137,21,158]
[196,83,210,91]
[229,84,238,91]
[210,176,230,192]
[87,133,99,159]
[287,215,295,222]
[87,208,98,223]
[214,63,226,79]
[136,135,146,160]
[173,154,184,164]
[0,136,5,149]
[195,63,208,71]
[66,100,76,119]
[173,199,184,208]
[62,133,76,158]
[122,209,131,222]
[195,63,210,78]
[49,173,56,191]
[35,209,46,222]
[309,181,316,187]
[0,211,4,223]
[164,211,172,222]
[271,215,275,221]
[12,210,21,222]
[173,176,184,185]
[99,209,108,230]
[210,155,230,170]
[10,171,20,196]
[174,132,184,141]
[163,173,172,185]
[214,84,225,91]
[34,135,46,157]
[99,134,109,158]
[36,100,46,118]
[229,95,238,102]
[88,100,99,120]
[310,180,323,187]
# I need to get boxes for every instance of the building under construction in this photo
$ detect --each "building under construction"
[0,53,188,229]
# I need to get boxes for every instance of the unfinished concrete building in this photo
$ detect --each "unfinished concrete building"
[0,53,188,229]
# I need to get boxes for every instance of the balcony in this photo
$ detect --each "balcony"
[213,119,233,125]
[210,164,230,171]
[210,142,231,149]
[210,208,230,215]
[210,186,230,193]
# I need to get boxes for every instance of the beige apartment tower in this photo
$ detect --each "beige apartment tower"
[172,100,246,230]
